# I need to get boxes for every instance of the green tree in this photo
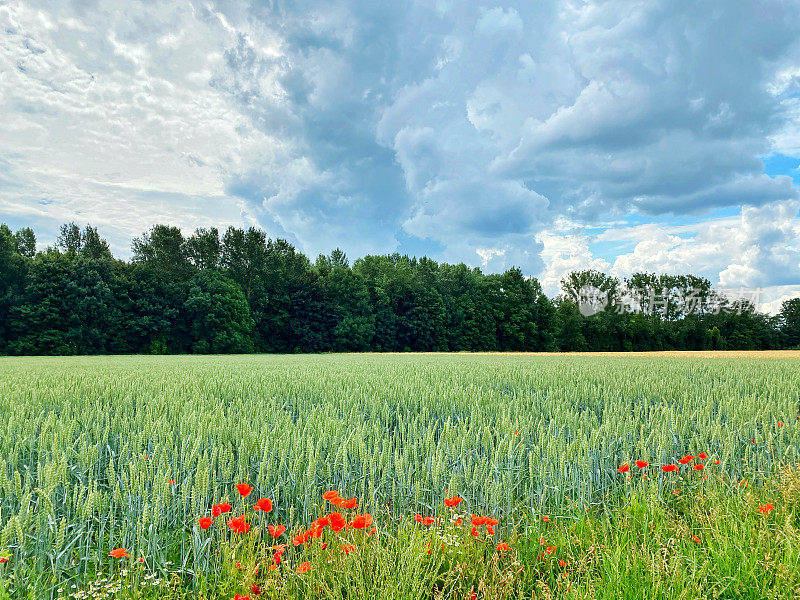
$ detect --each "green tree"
[183,271,254,353]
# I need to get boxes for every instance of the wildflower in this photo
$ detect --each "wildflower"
[697,453,708,460]
[692,535,701,544]
[368,526,377,537]
[486,525,495,535]
[273,546,285,564]
[546,546,555,554]
[471,515,487,527]
[539,537,546,545]
[253,498,273,512]
[0,558,6,564]
[661,465,678,472]
[251,584,262,594]
[617,464,630,473]
[470,526,479,537]
[292,534,306,546]
[339,497,358,509]
[350,514,373,529]
[759,503,775,514]
[635,460,648,469]
[328,512,346,531]
[778,421,784,427]
[421,517,435,526]
[414,514,422,523]
[268,524,286,538]
[234,595,251,600]
[168,479,176,485]
[454,518,463,526]
[470,590,477,600]
[298,561,311,573]
[340,544,355,555]
[444,496,463,508]
[228,516,250,534]
[542,516,550,523]
[673,489,681,495]
[678,455,694,465]
[197,516,213,529]
[323,490,340,501]
[486,517,499,527]
[514,430,519,436]
[109,548,129,558]
[496,542,511,551]
[693,464,704,471]
[558,559,566,567]
[138,557,144,563]
[212,502,232,516]
[236,483,253,498]
[715,459,721,465]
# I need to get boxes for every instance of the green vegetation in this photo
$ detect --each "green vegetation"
[3,222,799,355]
[0,354,798,598]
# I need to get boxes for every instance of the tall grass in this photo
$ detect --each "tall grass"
[0,354,798,595]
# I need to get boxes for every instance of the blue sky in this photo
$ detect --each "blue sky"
[1,0,799,310]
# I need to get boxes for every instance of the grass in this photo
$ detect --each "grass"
[0,353,799,598]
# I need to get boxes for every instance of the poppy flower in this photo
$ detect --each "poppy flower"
[251,584,262,595]
[444,496,463,508]
[234,595,250,600]
[471,515,487,527]
[414,514,423,523]
[778,421,784,427]
[486,517,499,527]
[253,498,273,512]
[212,502,232,516]
[268,524,286,538]
[228,516,250,534]
[454,518,463,526]
[697,453,708,460]
[673,489,681,495]
[109,548,129,558]
[339,497,358,509]
[693,464,704,471]
[635,460,648,469]
[138,557,144,563]
[661,464,678,472]
[546,546,555,555]
[470,526,478,537]
[350,514,373,529]
[0,558,7,564]
[678,455,694,465]
[496,542,511,551]
[617,464,630,473]
[340,544,355,555]
[292,534,306,547]
[168,479,175,485]
[328,512,346,531]
[759,503,775,514]
[486,525,495,535]
[236,483,253,498]
[273,546,286,564]
[715,459,721,465]
[692,535,701,544]
[323,490,340,501]
[542,516,549,522]
[198,517,214,530]
[368,526,377,537]
[297,561,311,573]
[421,517,435,526]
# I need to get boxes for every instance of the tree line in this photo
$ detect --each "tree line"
[1,222,798,355]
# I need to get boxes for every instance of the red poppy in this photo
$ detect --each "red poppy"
[234,595,250,600]
[368,526,377,537]
[292,533,306,546]
[168,479,176,485]
[661,464,678,472]
[298,561,311,573]
[444,496,463,508]
[454,518,463,526]
[253,498,273,512]
[546,546,555,555]
[198,517,213,530]
[235,483,253,497]
[268,524,286,538]
[471,515,487,526]
[250,584,262,595]
[329,512,346,531]
[692,535,701,544]
[339,497,358,509]
[617,464,630,473]
[678,455,694,465]
[485,517,499,527]
[470,526,478,537]
[350,514,373,529]
[542,516,549,522]
[340,543,355,555]
[496,542,511,551]
[414,514,423,523]
[212,502,232,516]
[421,517,435,526]
[635,460,648,469]
[109,548,129,558]
[228,516,250,534]
[693,464,704,471]
[759,503,775,514]
[486,525,495,535]
[697,453,708,460]
[558,559,566,567]
[323,490,340,501]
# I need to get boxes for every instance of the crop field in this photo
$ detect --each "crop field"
[1,353,799,599]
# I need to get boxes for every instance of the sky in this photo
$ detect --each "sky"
[1,0,800,312]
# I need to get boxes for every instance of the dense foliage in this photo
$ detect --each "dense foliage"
[1,222,797,354]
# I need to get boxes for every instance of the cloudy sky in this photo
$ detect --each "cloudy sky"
[1,0,800,310]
